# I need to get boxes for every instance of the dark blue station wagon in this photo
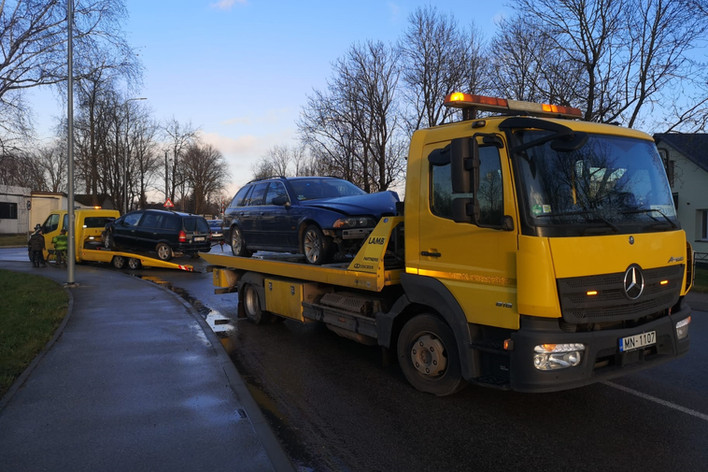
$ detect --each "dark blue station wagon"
[223,177,399,264]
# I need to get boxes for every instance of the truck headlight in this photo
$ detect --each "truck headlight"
[333,217,375,229]
[676,316,691,340]
[533,343,585,371]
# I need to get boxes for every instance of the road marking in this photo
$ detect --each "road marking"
[603,380,708,422]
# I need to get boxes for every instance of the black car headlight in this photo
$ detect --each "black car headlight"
[333,217,376,229]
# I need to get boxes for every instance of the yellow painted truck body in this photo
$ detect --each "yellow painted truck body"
[202,95,693,394]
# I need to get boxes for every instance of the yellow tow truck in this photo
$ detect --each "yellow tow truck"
[201,93,693,395]
[39,208,194,271]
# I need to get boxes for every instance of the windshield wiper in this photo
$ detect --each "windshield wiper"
[622,208,678,229]
[535,210,620,233]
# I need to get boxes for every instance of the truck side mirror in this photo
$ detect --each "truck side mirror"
[451,137,480,223]
[451,137,476,194]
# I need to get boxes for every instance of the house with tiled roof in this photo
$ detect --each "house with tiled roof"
[653,133,708,258]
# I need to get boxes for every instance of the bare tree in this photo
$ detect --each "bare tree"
[250,144,309,180]
[161,118,197,208]
[128,108,159,209]
[299,87,361,183]
[506,0,708,128]
[398,6,487,130]
[181,141,229,215]
[35,141,67,192]
[490,16,582,105]
[299,41,404,192]
[0,149,45,189]
[621,0,708,128]
[0,0,138,138]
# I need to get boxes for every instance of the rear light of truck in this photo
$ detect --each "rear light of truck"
[178,230,187,242]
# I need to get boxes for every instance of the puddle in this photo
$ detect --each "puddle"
[136,274,238,353]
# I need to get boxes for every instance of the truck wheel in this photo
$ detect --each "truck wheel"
[302,224,331,265]
[156,242,173,261]
[397,314,465,396]
[128,258,142,270]
[112,255,126,269]
[242,283,272,324]
[230,226,252,257]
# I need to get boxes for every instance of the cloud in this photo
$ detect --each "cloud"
[210,0,247,11]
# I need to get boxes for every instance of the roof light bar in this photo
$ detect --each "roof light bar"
[444,92,582,119]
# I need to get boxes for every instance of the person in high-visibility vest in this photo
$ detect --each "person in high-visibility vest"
[52,228,68,265]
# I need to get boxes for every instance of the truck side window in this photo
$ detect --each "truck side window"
[430,145,503,226]
[43,214,60,232]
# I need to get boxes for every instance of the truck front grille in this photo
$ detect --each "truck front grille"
[556,265,683,324]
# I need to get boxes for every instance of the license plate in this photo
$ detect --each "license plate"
[194,237,205,242]
[619,331,656,352]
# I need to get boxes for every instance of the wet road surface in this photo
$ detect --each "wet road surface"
[4,247,707,471]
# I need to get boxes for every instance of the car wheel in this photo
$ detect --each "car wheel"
[302,224,331,265]
[127,258,142,270]
[104,232,115,249]
[230,226,252,257]
[155,242,173,261]
[242,283,272,324]
[397,313,466,396]
[112,255,126,269]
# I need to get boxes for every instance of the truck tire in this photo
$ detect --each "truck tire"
[397,313,465,396]
[112,255,126,269]
[156,242,173,261]
[302,224,331,265]
[128,258,142,270]
[242,283,272,324]
[230,226,252,257]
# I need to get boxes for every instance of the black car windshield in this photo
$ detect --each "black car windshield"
[513,131,677,237]
[289,178,366,201]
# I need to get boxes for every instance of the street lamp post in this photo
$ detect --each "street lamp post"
[123,97,146,213]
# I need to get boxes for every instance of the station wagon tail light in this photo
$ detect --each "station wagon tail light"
[333,217,376,229]
[444,92,582,119]
[178,230,187,242]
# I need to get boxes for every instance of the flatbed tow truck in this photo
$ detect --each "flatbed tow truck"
[39,209,194,271]
[201,93,693,395]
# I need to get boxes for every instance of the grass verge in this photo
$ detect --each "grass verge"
[693,265,708,293]
[0,233,28,247]
[0,269,68,398]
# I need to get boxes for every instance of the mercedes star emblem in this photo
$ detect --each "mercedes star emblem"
[623,265,645,300]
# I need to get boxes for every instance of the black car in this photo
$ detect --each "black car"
[104,209,211,261]
[223,176,399,264]
[208,219,224,242]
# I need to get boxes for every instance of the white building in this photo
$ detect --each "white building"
[654,133,708,258]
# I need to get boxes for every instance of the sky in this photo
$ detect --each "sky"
[31,0,509,197]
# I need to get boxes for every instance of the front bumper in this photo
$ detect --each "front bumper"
[508,305,691,393]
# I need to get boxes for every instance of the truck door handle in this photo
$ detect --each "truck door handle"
[421,251,441,258]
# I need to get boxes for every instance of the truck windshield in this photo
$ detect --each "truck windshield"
[513,131,678,237]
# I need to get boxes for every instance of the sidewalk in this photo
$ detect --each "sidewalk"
[0,262,294,472]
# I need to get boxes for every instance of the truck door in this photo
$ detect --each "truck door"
[413,136,519,330]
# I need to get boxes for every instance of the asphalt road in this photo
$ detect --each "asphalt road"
[3,247,707,471]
